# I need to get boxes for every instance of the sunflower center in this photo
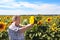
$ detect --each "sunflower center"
[48,18,51,21]
[0,24,4,29]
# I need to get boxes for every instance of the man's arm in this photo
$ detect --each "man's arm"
[19,24,34,33]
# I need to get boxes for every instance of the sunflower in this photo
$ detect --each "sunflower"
[46,17,52,23]
[50,23,58,32]
[51,27,58,32]
[29,16,35,24]
[0,22,6,32]
[37,20,42,25]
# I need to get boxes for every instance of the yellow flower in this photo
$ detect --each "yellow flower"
[0,22,6,32]
[46,17,52,23]
[53,23,56,26]
[29,16,35,24]
[50,23,57,32]
[51,27,55,31]
[51,27,58,32]
[37,20,42,25]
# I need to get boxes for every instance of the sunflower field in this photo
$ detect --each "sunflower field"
[0,15,60,40]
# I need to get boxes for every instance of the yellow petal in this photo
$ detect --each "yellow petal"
[29,16,35,24]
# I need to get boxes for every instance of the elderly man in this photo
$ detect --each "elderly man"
[8,16,34,40]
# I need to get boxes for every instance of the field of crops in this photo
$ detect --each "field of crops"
[0,15,60,40]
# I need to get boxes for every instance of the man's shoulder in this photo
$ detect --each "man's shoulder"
[7,23,13,28]
[8,23,15,29]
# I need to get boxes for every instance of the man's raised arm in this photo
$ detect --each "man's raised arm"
[19,24,34,33]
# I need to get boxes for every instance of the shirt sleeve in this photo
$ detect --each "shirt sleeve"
[9,22,23,32]
[13,27,25,32]
[9,25,22,32]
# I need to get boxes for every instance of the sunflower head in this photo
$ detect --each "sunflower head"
[50,27,58,32]
[29,16,35,24]
[0,22,6,32]
[46,17,52,23]
[50,23,57,32]
[37,20,42,25]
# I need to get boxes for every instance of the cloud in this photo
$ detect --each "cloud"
[0,0,60,15]
[0,10,39,15]
[0,0,13,3]
[0,10,24,15]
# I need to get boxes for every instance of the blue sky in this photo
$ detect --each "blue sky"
[16,0,60,4]
[0,0,60,15]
